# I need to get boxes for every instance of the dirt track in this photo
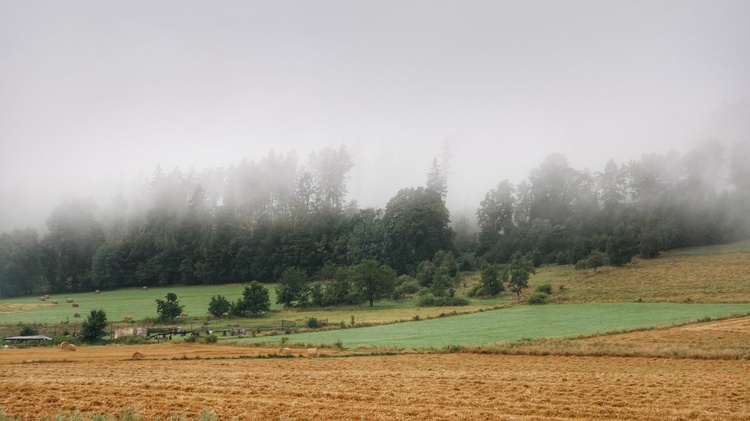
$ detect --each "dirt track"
[1,345,749,420]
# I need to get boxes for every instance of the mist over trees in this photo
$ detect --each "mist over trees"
[475,140,750,266]
[1,140,749,298]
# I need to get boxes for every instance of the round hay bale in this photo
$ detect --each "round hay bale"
[132,351,145,360]
[66,298,73,303]
[142,286,148,291]
[72,303,79,307]
[39,296,46,301]
[60,342,76,351]
[45,295,50,299]
[95,290,100,294]
[123,316,132,322]
[74,313,81,318]
[51,300,58,304]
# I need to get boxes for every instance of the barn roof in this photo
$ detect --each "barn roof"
[3,335,53,341]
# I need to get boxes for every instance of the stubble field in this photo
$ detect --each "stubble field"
[1,335,749,420]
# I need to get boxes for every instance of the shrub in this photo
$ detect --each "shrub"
[202,334,218,344]
[535,284,553,294]
[208,295,231,317]
[394,274,412,286]
[306,317,321,329]
[527,291,549,305]
[19,324,38,336]
[466,284,488,297]
[397,281,420,295]
[416,294,470,307]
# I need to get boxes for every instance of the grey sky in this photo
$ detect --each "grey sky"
[1,1,749,230]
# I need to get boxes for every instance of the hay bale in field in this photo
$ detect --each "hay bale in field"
[60,342,76,351]
[308,348,318,357]
[123,316,132,322]
[39,296,46,301]
[72,303,79,307]
[95,290,100,294]
[74,313,80,318]
[280,347,292,356]
[45,294,50,299]
[51,300,58,304]
[142,286,148,291]
[66,298,73,303]
[132,351,145,359]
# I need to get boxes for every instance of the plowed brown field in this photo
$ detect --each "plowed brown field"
[1,345,749,420]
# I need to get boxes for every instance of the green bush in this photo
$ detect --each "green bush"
[527,291,549,305]
[397,281,420,295]
[534,284,553,294]
[416,294,470,307]
[202,334,218,344]
[18,324,38,336]
[306,317,321,329]
[467,284,488,297]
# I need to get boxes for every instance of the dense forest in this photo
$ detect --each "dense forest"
[1,140,749,298]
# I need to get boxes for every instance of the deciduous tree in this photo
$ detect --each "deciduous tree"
[352,259,396,307]
[156,292,184,322]
[508,253,535,300]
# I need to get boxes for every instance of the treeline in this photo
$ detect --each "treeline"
[473,140,750,266]
[1,140,749,299]
[0,146,452,297]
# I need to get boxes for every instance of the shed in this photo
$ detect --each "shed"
[3,335,53,346]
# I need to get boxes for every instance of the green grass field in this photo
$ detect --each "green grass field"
[0,284,255,325]
[236,303,750,349]
[0,283,506,337]
[2,240,749,348]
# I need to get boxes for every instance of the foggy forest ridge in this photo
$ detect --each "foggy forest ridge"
[1,115,750,237]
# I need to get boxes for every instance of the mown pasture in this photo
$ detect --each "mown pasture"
[236,302,750,348]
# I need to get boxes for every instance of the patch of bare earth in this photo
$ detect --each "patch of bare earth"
[0,348,748,420]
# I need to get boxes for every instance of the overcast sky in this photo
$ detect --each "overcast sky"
[1,1,749,231]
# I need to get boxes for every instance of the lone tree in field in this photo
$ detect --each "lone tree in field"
[508,253,535,301]
[156,292,184,322]
[352,259,396,307]
[233,281,271,317]
[80,309,107,343]
[584,250,606,273]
